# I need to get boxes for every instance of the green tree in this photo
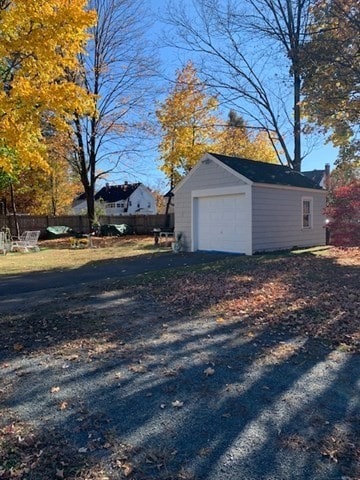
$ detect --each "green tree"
[156,61,219,186]
[302,0,360,152]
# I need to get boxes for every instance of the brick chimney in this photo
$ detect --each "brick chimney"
[324,163,331,189]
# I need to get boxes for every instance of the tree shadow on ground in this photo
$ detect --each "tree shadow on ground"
[0,250,230,297]
[0,251,359,479]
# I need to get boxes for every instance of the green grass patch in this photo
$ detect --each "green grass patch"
[0,236,165,275]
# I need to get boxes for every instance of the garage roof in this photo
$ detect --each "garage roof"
[209,153,323,189]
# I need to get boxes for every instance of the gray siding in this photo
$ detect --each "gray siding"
[252,185,326,252]
[174,159,246,251]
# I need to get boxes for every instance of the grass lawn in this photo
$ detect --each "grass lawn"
[0,235,162,275]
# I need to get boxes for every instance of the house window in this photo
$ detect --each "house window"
[108,203,115,208]
[302,197,313,228]
[147,202,151,208]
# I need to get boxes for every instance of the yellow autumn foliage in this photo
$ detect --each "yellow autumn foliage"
[0,0,96,174]
[0,130,82,215]
[216,124,278,163]
[156,61,219,185]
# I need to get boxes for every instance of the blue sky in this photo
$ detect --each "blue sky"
[301,143,338,172]
[113,0,339,192]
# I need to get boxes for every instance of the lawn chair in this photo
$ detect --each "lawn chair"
[0,227,12,255]
[0,231,6,255]
[11,230,40,253]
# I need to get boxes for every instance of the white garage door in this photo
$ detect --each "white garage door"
[195,193,250,254]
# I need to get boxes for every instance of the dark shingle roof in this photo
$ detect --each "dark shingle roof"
[76,183,141,202]
[302,170,325,187]
[210,153,322,189]
[95,183,140,202]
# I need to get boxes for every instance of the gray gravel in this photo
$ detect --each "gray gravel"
[0,263,359,480]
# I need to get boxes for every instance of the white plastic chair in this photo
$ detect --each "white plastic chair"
[11,230,40,253]
[0,231,6,255]
[0,228,12,255]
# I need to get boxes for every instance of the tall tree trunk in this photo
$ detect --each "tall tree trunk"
[9,182,20,238]
[293,71,302,172]
[164,174,174,229]
[73,114,95,231]
[85,183,95,231]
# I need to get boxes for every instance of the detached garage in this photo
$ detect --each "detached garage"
[173,153,327,255]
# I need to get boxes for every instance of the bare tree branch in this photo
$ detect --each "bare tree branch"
[70,0,158,227]
[164,0,312,170]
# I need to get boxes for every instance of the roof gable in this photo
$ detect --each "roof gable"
[302,170,325,187]
[209,153,322,189]
[173,153,252,194]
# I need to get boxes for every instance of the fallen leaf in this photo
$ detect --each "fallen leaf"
[59,401,68,410]
[216,317,225,323]
[51,386,60,393]
[128,364,147,374]
[78,447,87,453]
[13,343,24,351]
[171,400,184,408]
[198,447,212,457]
[203,367,215,377]
[67,354,79,361]
[56,469,64,478]
[122,463,133,477]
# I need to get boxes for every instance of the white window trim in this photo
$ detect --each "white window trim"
[302,196,313,229]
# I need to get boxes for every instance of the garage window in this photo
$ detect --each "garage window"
[302,197,313,228]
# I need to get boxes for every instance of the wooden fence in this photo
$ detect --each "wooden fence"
[0,213,174,238]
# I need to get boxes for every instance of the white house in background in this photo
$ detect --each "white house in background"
[73,182,157,216]
[173,153,327,255]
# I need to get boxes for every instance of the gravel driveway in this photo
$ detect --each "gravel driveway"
[0,254,359,480]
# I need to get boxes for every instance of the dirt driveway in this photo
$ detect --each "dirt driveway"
[0,248,359,480]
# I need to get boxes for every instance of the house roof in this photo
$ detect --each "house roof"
[302,170,325,187]
[76,183,141,202]
[95,183,141,202]
[209,153,323,189]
